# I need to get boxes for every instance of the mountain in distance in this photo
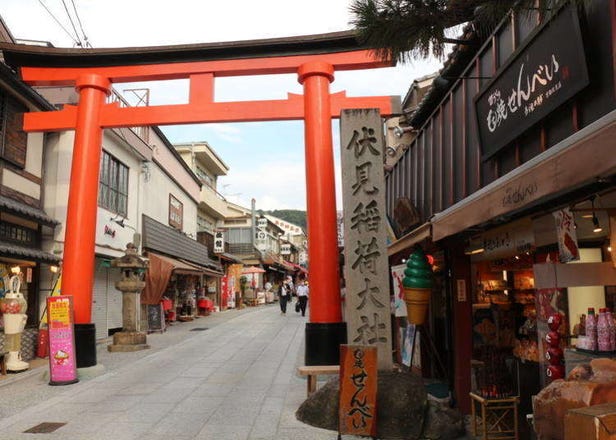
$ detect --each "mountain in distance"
[261,210,306,229]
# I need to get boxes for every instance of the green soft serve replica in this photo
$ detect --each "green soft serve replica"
[402,248,432,325]
[403,248,433,289]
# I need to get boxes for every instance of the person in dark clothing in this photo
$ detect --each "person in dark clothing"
[278,282,291,314]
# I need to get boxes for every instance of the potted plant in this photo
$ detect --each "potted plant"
[239,276,248,308]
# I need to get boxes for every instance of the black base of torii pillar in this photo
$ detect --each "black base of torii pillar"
[305,322,347,366]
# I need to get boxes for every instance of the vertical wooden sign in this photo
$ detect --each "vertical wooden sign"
[47,295,79,385]
[340,109,392,370]
[339,345,378,437]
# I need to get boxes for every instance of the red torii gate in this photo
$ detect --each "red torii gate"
[1,32,398,366]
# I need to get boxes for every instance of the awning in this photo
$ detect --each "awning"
[431,108,616,242]
[0,196,59,227]
[288,262,308,275]
[150,253,203,275]
[387,222,431,257]
[242,266,266,274]
[142,215,220,270]
[179,259,224,277]
[0,242,61,264]
[217,252,244,264]
[147,252,222,277]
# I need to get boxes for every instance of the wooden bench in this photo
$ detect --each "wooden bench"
[297,365,340,397]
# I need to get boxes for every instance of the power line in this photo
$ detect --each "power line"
[37,0,81,46]
[59,0,83,46]
[69,0,91,47]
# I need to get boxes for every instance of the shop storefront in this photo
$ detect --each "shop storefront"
[0,197,61,366]
[92,256,123,339]
[141,215,223,328]
[385,0,616,429]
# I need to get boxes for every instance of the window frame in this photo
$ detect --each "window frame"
[98,150,129,216]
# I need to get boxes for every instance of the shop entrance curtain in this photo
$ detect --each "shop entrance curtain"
[142,253,174,305]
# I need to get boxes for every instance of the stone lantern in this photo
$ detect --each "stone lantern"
[108,243,149,352]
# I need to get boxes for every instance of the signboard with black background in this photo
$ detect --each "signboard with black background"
[475,4,589,160]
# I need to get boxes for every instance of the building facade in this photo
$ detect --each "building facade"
[385,2,616,432]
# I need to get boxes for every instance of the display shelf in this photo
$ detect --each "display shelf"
[574,348,616,356]
[470,392,519,440]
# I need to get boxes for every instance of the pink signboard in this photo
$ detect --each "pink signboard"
[47,295,78,385]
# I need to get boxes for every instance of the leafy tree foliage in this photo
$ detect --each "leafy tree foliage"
[350,0,588,63]
[260,210,307,229]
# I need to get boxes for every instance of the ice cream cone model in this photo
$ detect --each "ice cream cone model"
[402,248,433,325]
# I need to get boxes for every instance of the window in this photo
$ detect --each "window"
[0,221,36,246]
[197,215,214,233]
[0,92,28,168]
[98,151,128,215]
[196,166,213,187]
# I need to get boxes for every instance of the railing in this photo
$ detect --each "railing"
[227,243,256,255]
[106,89,149,143]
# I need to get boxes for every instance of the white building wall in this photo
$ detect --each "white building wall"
[41,126,203,338]
[141,164,198,237]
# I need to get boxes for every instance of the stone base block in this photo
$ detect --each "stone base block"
[107,331,149,352]
[107,343,150,352]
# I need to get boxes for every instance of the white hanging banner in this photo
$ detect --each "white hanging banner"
[553,208,579,263]
[214,231,224,254]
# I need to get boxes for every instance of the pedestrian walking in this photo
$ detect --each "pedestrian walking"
[278,281,291,314]
[296,279,309,317]
[286,275,295,297]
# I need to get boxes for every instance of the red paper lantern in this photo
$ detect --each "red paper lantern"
[546,331,560,347]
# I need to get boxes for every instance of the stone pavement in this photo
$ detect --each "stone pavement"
[0,304,348,440]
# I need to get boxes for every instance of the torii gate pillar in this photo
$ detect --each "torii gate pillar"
[298,62,346,365]
[65,74,110,368]
[298,61,346,365]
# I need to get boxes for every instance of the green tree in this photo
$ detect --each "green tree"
[350,0,588,64]
[261,210,307,229]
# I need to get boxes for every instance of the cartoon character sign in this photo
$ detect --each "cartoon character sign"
[391,264,407,317]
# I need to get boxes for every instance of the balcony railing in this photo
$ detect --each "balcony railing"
[106,89,149,143]
[200,183,228,219]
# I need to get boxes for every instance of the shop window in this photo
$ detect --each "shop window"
[98,150,128,216]
[472,260,540,397]
[0,93,28,169]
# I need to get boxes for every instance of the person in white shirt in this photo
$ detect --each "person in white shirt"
[296,280,309,317]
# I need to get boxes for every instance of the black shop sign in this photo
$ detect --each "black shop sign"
[475,4,589,160]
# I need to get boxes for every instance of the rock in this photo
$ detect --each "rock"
[422,398,465,439]
[296,370,428,439]
[296,378,339,431]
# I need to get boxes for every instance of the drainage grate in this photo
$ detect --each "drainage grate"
[24,422,66,433]
[190,327,209,331]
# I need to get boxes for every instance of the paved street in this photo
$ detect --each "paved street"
[0,304,342,440]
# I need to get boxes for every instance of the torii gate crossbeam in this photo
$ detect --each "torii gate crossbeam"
[2,36,399,367]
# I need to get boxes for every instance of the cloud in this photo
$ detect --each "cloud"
[220,156,307,210]
[203,124,244,144]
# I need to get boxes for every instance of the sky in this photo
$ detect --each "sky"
[1,0,444,211]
